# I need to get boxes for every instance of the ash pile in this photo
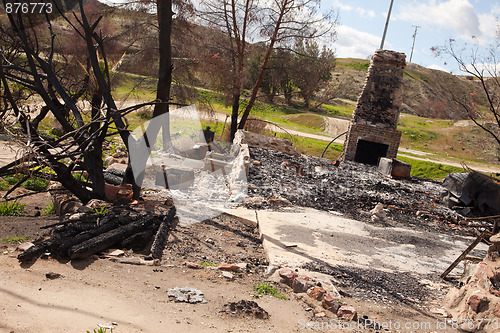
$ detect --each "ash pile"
[245,147,486,235]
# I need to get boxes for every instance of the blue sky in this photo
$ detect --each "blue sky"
[323,0,499,73]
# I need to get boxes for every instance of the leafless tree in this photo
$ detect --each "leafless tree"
[198,0,337,140]
[433,36,500,150]
[0,0,158,202]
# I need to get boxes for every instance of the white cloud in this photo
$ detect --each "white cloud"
[478,12,498,39]
[427,63,449,72]
[396,0,481,40]
[464,62,500,76]
[330,0,353,12]
[333,25,386,59]
[356,8,376,18]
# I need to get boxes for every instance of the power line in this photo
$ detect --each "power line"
[409,25,421,63]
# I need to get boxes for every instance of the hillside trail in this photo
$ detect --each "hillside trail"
[2,102,499,174]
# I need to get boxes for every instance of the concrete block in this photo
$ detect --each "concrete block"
[378,157,411,179]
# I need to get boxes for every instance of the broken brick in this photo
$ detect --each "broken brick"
[307,286,326,301]
[292,276,315,293]
[217,263,239,271]
[184,261,203,269]
[494,302,500,317]
[337,305,357,321]
[278,268,298,287]
[468,295,489,313]
[322,294,340,313]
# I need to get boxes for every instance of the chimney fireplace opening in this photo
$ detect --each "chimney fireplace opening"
[354,140,389,165]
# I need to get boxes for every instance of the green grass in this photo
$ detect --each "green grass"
[22,177,49,191]
[322,104,354,117]
[111,73,156,100]
[282,114,325,131]
[285,135,343,160]
[404,69,431,82]
[0,179,9,191]
[0,200,26,216]
[86,328,113,333]
[93,206,108,215]
[1,236,29,244]
[399,128,439,142]
[2,174,49,191]
[254,282,287,300]
[199,261,219,267]
[397,156,465,180]
[336,58,370,71]
[3,174,24,185]
[42,201,55,216]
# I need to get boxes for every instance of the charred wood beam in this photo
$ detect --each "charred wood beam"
[68,215,158,259]
[150,206,177,259]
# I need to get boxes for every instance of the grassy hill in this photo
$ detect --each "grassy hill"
[332,58,486,120]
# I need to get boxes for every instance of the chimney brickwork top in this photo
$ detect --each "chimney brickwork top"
[352,50,406,129]
[341,50,406,164]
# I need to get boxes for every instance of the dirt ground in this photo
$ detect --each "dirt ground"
[0,190,466,333]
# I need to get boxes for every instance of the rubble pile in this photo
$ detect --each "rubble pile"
[442,171,500,217]
[246,147,466,235]
[444,234,500,332]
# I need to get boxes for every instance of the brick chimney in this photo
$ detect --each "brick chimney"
[341,50,406,165]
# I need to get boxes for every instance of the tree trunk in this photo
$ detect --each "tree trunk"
[125,0,173,199]
[237,4,285,130]
[230,93,240,142]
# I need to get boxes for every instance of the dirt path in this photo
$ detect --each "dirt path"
[0,254,310,333]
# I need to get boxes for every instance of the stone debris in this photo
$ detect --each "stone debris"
[222,271,234,280]
[45,272,62,280]
[184,261,203,269]
[17,242,34,252]
[167,287,207,304]
[223,300,269,319]
[369,202,387,223]
[444,233,500,329]
[278,268,298,287]
[235,263,248,271]
[234,130,299,156]
[322,294,340,313]
[264,265,279,276]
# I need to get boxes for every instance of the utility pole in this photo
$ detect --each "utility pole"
[409,25,420,63]
[380,0,394,50]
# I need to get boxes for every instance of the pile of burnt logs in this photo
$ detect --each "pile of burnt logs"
[18,206,177,263]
